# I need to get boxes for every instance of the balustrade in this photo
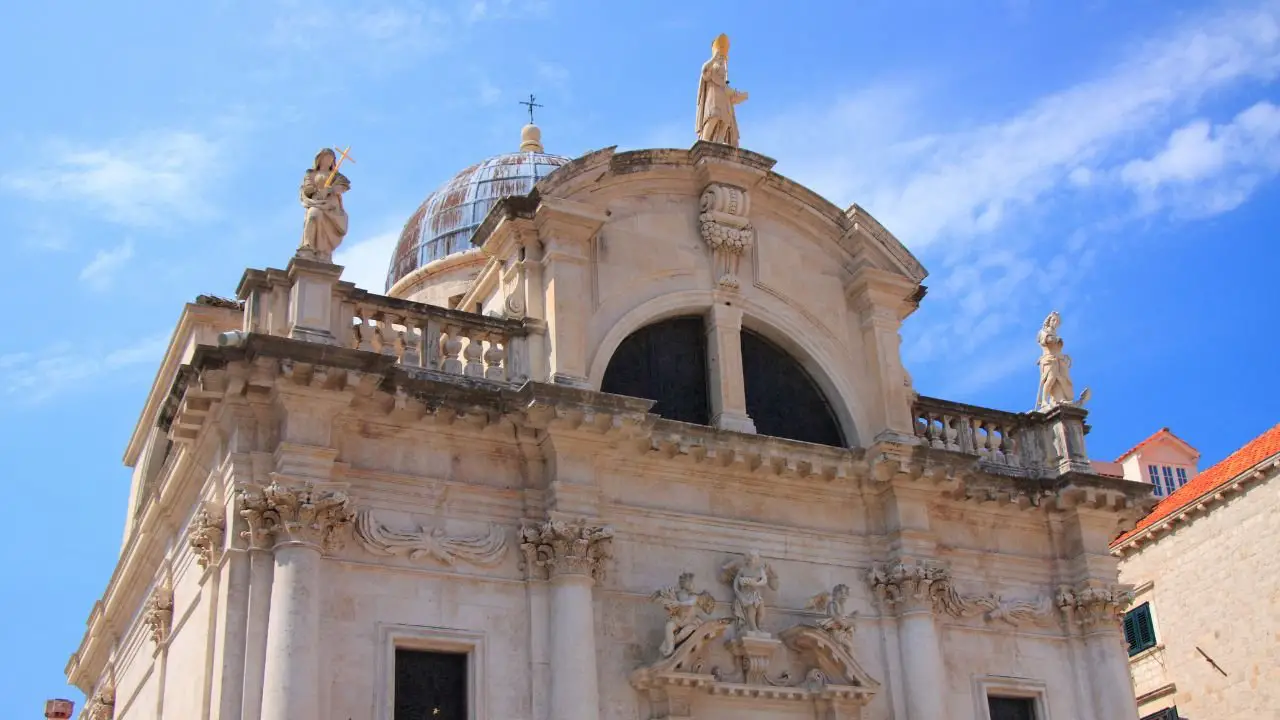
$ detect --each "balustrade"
[913,396,1026,468]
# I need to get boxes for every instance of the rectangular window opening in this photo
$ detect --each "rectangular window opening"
[1161,466,1177,495]
[1175,467,1188,487]
[393,648,468,720]
[988,695,1037,720]
[1124,602,1158,656]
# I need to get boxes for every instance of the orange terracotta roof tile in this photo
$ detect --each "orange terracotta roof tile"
[1113,423,1280,547]
[1113,427,1199,463]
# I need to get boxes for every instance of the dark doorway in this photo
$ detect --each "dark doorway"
[394,649,468,720]
[740,328,844,447]
[601,316,710,425]
[988,696,1037,720]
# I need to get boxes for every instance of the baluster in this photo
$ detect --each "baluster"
[943,414,960,451]
[400,317,421,367]
[484,336,506,381]
[990,423,1006,464]
[463,331,485,377]
[352,308,371,350]
[376,313,398,357]
[422,317,444,371]
[440,326,464,374]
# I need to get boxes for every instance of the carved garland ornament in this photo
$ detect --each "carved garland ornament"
[518,518,614,580]
[868,561,1055,626]
[143,580,175,646]
[698,183,754,289]
[354,509,508,567]
[188,502,226,569]
[238,478,354,553]
[84,682,115,720]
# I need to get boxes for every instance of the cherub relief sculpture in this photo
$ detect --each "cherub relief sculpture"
[807,584,857,655]
[720,550,779,636]
[1035,310,1090,411]
[651,572,718,657]
[298,147,351,261]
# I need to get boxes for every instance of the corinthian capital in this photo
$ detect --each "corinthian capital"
[1056,580,1135,631]
[519,517,614,581]
[84,682,115,720]
[868,560,960,615]
[188,502,226,569]
[237,477,353,553]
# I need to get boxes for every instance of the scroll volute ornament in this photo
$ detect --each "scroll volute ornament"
[698,182,754,289]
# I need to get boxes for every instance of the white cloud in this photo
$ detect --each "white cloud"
[536,61,570,92]
[3,132,219,227]
[334,229,401,294]
[1120,100,1280,215]
[79,240,135,292]
[0,333,168,405]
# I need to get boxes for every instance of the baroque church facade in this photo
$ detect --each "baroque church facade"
[66,36,1153,720]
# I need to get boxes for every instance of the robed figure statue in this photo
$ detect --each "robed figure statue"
[696,34,749,147]
[298,148,350,262]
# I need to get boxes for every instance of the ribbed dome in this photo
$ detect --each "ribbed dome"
[386,142,570,292]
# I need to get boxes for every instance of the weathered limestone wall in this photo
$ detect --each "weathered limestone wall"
[1118,474,1280,718]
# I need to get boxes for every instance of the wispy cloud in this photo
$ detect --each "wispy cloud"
[742,1,1280,397]
[3,132,219,228]
[79,240,135,292]
[334,228,401,294]
[0,333,168,406]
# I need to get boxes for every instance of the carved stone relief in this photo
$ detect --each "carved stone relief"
[84,682,115,720]
[720,549,779,637]
[698,183,754,289]
[807,584,857,655]
[518,518,614,581]
[143,578,174,646]
[868,560,1055,626]
[237,477,354,554]
[651,572,718,658]
[187,502,226,570]
[354,509,508,567]
[1057,580,1135,631]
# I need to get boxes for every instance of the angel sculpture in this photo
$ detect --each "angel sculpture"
[807,584,857,654]
[651,572,718,657]
[720,550,779,636]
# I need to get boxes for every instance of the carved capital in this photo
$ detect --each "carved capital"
[867,561,957,615]
[84,683,115,720]
[698,182,754,289]
[237,477,353,553]
[188,502,227,569]
[143,580,174,646]
[1057,581,1135,632]
[518,517,613,581]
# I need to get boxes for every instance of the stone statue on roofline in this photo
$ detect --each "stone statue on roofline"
[298,147,351,262]
[1035,310,1091,412]
[696,34,749,147]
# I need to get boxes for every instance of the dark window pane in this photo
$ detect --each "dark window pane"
[740,329,844,447]
[394,649,467,720]
[601,316,710,425]
[988,696,1037,720]
[1125,603,1157,656]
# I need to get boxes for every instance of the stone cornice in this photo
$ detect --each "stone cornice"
[1112,455,1278,556]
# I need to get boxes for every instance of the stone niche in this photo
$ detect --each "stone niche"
[630,618,879,720]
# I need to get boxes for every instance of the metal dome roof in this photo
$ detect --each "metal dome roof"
[386,149,570,291]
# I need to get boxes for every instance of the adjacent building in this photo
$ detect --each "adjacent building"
[1113,423,1280,719]
[64,38,1156,720]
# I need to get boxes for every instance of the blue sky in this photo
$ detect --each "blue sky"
[2,0,1278,711]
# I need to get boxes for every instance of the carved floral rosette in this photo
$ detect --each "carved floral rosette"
[518,518,613,580]
[143,581,175,646]
[238,478,354,553]
[188,502,227,569]
[1056,581,1135,631]
[698,182,754,289]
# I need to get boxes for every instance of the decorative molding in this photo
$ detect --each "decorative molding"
[518,517,613,580]
[354,509,508,567]
[868,561,1053,626]
[1056,580,1135,631]
[238,477,354,553]
[84,681,115,720]
[972,675,1052,720]
[143,578,174,646]
[375,623,486,720]
[698,182,754,289]
[187,502,226,569]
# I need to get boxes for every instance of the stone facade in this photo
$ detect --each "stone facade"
[1115,433,1280,719]
[65,141,1155,720]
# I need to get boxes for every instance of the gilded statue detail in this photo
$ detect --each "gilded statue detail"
[298,147,351,262]
[720,550,779,637]
[696,34,748,147]
[1035,311,1090,411]
[651,572,718,657]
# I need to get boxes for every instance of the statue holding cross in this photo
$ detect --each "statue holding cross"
[298,146,354,262]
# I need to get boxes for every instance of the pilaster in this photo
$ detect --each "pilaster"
[534,197,607,387]
[705,301,756,433]
[868,559,951,720]
[846,268,921,442]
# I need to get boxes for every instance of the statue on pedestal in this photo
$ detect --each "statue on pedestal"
[298,147,351,262]
[696,34,748,147]
[721,549,779,636]
[1035,311,1090,411]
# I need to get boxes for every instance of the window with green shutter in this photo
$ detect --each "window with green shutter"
[1123,602,1157,656]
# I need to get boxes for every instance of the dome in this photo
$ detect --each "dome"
[385,126,569,292]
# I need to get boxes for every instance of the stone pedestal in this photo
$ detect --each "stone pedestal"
[727,634,782,685]
[705,302,756,434]
[285,256,343,345]
[1039,405,1093,475]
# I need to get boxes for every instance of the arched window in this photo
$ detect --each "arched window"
[600,316,710,425]
[741,328,845,447]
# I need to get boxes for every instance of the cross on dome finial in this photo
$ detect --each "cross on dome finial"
[519,93,544,124]
[518,93,546,153]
